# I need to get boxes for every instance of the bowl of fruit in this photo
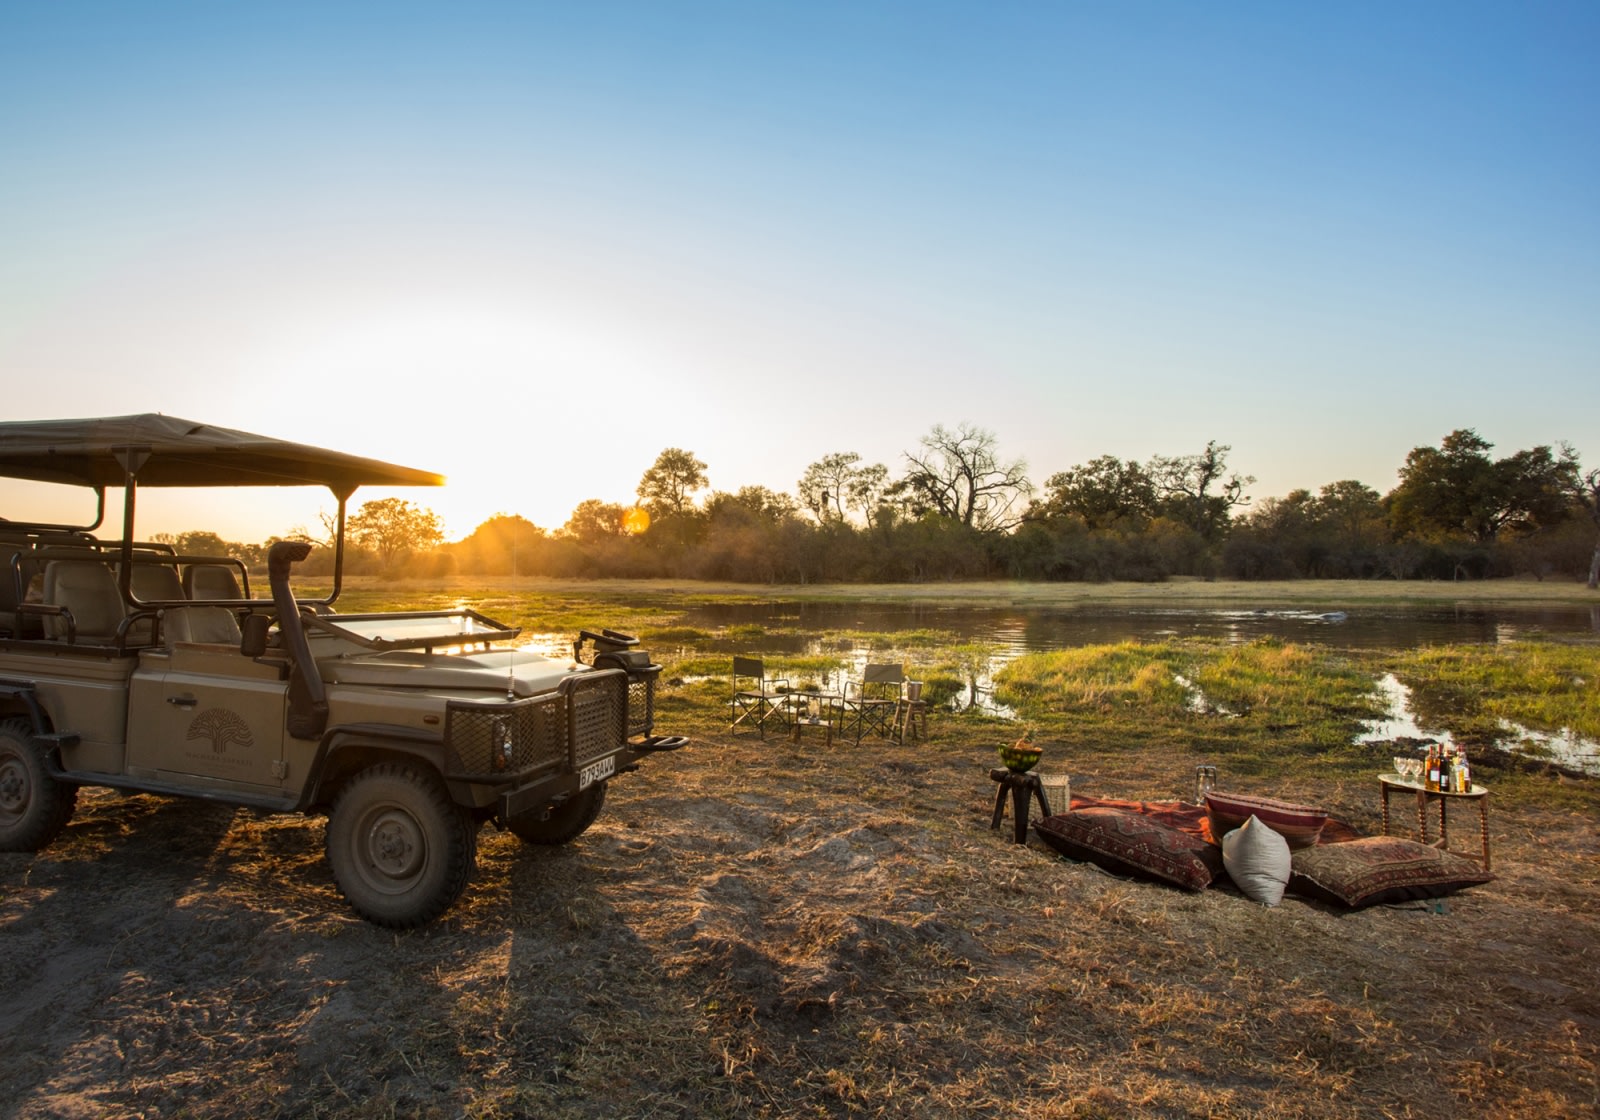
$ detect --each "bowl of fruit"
[997,737,1042,774]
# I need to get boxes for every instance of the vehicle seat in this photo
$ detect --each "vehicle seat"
[176,563,244,644]
[184,563,243,601]
[43,559,127,644]
[128,563,186,644]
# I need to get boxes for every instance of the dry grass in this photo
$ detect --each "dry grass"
[3,706,1597,1118]
[323,574,1600,609]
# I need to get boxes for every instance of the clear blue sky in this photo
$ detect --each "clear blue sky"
[3,1,1596,540]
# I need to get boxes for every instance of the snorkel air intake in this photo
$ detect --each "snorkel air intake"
[268,540,328,740]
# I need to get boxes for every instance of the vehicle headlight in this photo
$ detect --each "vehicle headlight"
[492,717,514,771]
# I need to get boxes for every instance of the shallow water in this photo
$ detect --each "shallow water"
[680,600,1600,772]
[678,601,1599,653]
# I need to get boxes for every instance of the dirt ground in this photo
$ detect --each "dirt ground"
[2,723,1597,1119]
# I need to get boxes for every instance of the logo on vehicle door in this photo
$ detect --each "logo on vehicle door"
[187,708,255,755]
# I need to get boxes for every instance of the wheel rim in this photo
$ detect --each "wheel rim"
[0,751,29,824]
[355,804,429,895]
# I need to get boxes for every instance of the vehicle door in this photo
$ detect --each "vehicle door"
[126,659,289,789]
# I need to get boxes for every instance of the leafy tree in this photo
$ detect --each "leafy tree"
[798,452,862,522]
[1037,455,1157,529]
[636,448,708,517]
[346,498,445,570]
[560,499,629,544]
[1147,441,1253,541]
[894,422,1032,531]
[797,452,891,526]
[1388,429,1580,542]
[846,462,891,527]
[452,514,545,575]
[1310,480,1384,543]
[706,486,799,525]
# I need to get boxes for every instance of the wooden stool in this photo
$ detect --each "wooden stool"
[790,712,834,747]
[896,698,928,741]
[989,768,1054,844]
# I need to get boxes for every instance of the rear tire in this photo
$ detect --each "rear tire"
[0,718,77,852]
[325,763,476,929]
[507,782,606,846]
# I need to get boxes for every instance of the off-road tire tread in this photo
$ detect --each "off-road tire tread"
[507,782,606,846]
[0,717,77,852]
[325,762,475,929]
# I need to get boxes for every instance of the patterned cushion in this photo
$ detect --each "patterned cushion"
[1205,790,1327,850]
[1288,836,1493,909]
[1034,807,1225,891]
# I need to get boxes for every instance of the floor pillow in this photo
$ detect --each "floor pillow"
[1222,814,1291,907]
[1205,790,1327,850]
[1288,836,1493,909]
[1034,807,1225,891]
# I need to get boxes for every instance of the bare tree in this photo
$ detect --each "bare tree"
[896,422,1032,531]
[1580,468,1600,590]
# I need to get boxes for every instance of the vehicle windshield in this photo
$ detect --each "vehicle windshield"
[306,610,520,652]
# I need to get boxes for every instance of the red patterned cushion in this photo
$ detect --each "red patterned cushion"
[1034,807,1224,891]
[1288,836,1492,909]
[1205,790,1327,850]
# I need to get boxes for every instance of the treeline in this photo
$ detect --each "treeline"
[175,426,1600,586]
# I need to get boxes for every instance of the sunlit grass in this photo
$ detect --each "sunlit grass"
[1389,641,1600,742]
[995,640,1190,716]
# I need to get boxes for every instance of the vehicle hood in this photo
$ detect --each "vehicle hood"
[319,647,586,697]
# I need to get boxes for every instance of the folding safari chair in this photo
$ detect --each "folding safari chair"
[844,663,905,744]
[732,656,791,737]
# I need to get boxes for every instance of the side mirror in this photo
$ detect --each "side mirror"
[239,613,271,658]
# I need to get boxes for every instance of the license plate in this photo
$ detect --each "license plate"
[577,754,616,790]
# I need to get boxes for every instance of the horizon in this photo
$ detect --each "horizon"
[0,418,1571,547]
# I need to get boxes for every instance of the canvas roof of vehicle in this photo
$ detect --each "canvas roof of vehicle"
[0,414,444,491]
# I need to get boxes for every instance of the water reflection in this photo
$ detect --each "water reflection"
[679,601,1598,653]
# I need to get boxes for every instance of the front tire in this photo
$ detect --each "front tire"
[326,763,476,929]
[0,718,77,852]
[507,782,606,846]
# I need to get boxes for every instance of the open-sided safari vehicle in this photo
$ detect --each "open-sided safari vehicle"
[0,414,686,927]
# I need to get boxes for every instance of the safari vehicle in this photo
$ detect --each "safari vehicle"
[0,414,685,927]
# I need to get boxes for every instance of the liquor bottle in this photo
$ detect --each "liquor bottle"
[1426,745,1441,791]
[1456,748,1471,792]
[1442,747,1455,794]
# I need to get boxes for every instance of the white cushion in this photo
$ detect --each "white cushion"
[1222,814,1291,907]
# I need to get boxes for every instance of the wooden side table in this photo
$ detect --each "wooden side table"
[989,767,1054,844]
[1379,775,1491,871]
[789,692,841,747]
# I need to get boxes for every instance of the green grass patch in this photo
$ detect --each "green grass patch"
[1386,640,1600,742]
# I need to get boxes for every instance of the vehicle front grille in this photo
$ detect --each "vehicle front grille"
[569,671,626,768]
[625,670,657,740]
[444,670,628,781]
